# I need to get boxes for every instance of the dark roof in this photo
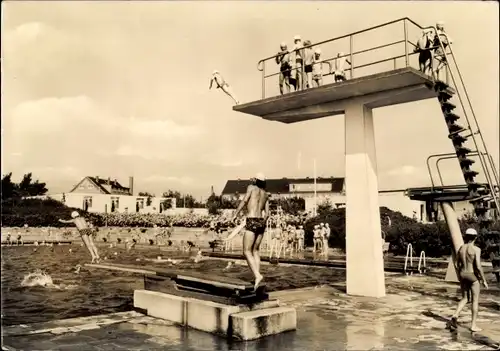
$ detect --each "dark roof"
[221,177,344,195]
[88,177,130,194]
[70,176,130,194]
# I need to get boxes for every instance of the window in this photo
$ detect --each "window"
[83,196,93,208]
[136,198,145,209]
[111,197,120,212]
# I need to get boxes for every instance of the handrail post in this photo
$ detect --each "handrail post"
[261,62,266,99]
[403,19,409,67]
[349,35,354,79]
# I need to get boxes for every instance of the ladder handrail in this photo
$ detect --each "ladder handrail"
[404,243,414,272]
[430,29,500,213]
[418,251,426,273]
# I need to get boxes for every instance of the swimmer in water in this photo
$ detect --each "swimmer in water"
[231,173,270,291]
[209,70,239,105]
[450,228,488,332]
[59,211,100,263]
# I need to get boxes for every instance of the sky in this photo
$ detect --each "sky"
[2,1,499,199]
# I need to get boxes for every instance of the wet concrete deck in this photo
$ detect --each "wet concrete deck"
[3,274,499,350]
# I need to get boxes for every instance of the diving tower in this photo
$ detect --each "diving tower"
[233,17,499,297]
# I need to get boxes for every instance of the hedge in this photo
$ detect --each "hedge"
[2,199,499,258]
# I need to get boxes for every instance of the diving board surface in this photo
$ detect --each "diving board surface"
[234,67,454,124]
[86,262,268,305]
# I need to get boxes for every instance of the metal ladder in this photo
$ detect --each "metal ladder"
[428,26,499,223]
[404,243,427,275]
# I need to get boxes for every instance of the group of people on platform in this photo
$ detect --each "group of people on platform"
[275,35,351,95]
[414,21,452,81]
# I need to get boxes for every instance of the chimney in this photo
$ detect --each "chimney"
[129,176,134,196]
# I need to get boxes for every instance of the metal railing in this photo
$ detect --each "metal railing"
[254,17,499,214]
[256,17,435,99]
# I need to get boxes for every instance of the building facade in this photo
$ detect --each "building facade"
[34,176,176,214]
[221,177,475,221]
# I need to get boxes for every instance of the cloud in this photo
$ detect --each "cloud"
[143,175,194,185]
[3,96,204,178]
[386,165,420,177]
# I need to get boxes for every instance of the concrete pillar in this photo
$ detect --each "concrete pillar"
[440,201,463,283]
[344,103,385,297]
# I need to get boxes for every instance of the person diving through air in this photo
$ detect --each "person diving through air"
[209,70,240,105]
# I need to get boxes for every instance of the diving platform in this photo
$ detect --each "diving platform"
[234,67,454,124]
[405,184,490,202]
[86,262,296,340]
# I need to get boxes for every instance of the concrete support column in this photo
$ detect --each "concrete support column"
[344,103,385,297]
[440,201,463,283]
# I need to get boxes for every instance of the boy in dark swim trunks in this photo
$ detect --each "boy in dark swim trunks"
[414,29,434,75]
[275,43,292,95]
[59,211,100,263]
[451,228,488,332]
[231,173,270,291]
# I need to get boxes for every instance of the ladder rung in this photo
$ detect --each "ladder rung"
[456,146,473,155]
[463,169,479,178]
[448,124,466,133]
[466,180,482,188]
[435,80,450,91]
[438,92,454,102]
[459,157,475,167]
[449,134,467,144]
[444,112,460,122]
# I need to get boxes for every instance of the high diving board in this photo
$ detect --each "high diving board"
[86,262,268,305]
[405,184,491,202]
[234,67,455,124]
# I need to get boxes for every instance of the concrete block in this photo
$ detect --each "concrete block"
[133,290,281,337]
[230,306,297,341]
[134,290,185,324]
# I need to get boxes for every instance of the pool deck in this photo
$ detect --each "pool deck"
[3,274,499,350]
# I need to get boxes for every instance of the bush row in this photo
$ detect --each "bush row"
[2,199,499,258]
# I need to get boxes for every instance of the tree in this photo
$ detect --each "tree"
[317,199,334,217]
[138,192,155,206]
[17,173,48,197]
[162,189,204,208]
[276,197,305,215]
[1,173,17,200]
[1,172,47,200]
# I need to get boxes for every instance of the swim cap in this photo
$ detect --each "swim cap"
[255,172,266,181]
[71,211,79,218]
[280,42,287,48]
[465,228,478,236]
[437,21,444,26]
[294,35,301,41]
[314,48,322,54]
[212,70,219,75]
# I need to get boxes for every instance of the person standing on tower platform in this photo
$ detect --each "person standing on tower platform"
[209,70,240,105]
[312,48,331,88]
[414,29,434,75]
[433,21,453,82]
[275,43,292,95]
[333,52,351,82]
[303,40,314,89]
[292,35,304,91]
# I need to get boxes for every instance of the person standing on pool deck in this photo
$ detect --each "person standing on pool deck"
[209,70,239,105]
[450,228,488,332]
[231,173,270,291]
[59,211,101,263]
